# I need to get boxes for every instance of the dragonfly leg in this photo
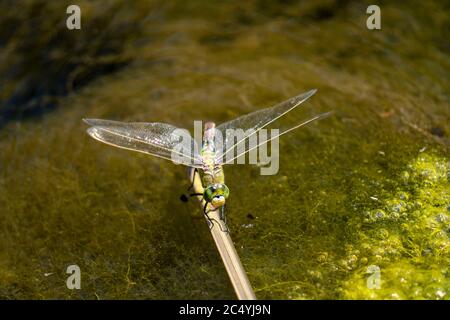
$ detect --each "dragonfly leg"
[180,169,199,202]
[181,191,202,203]
[187,195,218,230]
[203,203,229,233]
[203,202,216,230]
[190,193,203,197]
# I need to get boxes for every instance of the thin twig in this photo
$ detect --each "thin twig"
[189,168,256,300]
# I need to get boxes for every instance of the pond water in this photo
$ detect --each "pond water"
[0,0,448,299]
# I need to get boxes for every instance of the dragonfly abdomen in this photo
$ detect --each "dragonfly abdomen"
[200,121,224,187]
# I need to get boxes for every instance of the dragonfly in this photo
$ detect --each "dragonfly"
[84,89,331,228]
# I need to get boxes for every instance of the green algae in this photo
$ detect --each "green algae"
[0,0,449,299]
[342,153,449,299]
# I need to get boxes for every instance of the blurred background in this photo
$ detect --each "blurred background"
[0,0,448,299]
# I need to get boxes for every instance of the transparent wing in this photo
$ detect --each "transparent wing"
[222,111,332,165]
[215,89,319,163]
[84,119,203,168]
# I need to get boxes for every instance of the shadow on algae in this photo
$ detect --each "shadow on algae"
[0,0,449,299]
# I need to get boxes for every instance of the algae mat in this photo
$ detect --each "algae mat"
[0,1,449,299]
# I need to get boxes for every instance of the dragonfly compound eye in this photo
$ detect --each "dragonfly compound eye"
[220,184,230,199]
[203,186,215,202]
[204,184,230,203]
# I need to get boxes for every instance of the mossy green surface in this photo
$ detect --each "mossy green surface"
[0,0,449,299]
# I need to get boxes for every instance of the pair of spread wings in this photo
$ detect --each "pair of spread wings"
[84,89,331,168]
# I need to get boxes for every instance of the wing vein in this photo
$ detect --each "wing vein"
[216,89,317,162]
[222,112,332,165]
[86,124,202,167]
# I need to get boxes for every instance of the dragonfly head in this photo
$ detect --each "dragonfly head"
[204,183,229,208]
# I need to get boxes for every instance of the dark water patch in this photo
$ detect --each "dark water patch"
[0,61,128,126]
[254,0,352,21]
[303,0,353,22]
[0,0,154,128]
[430,127,445,138]
[199,31,237,45]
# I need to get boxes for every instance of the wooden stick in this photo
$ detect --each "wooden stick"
[189,168,256,300]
